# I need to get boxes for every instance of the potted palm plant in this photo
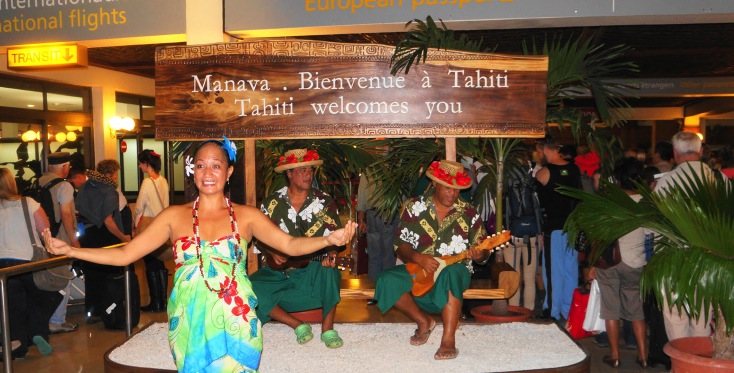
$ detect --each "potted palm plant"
[559,169,734,369]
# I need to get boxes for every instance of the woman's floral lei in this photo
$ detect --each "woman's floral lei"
[429,161,472,187]
[278,149,320,166]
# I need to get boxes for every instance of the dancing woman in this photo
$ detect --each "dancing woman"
[44,139,356,372]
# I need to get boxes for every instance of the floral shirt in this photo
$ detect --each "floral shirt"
[394,190,486,269]
[259,186,341,243]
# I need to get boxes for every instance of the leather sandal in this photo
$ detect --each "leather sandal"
[294,323,313,345]
[410,319,436,346]
[320,329,344,349]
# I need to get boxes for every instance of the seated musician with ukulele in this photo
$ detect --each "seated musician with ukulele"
[251,148,345,349]
[375,159,503,360]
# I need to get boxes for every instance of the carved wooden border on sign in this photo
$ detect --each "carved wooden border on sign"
[155,40,548,140]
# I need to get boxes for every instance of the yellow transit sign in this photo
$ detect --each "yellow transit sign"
[6,44,88,70]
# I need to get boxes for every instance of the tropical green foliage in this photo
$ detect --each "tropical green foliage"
[382,16,637,225]
[558,166,734,344]
[390,16,491,75]
[523,35,636,175]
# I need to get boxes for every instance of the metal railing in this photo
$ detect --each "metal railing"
[0,244,130,373]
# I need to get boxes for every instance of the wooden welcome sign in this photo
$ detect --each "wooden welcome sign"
[154,40,548,140]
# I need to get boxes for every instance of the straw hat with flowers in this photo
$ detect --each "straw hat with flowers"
[425,160,472,189]
[274,149,324,173]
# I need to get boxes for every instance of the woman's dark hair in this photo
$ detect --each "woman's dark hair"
[138,149,162,173]
[193,140,236,167]
[614,157,644,191]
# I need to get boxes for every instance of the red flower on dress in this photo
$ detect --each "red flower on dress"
[181,240,193,251]
[218,277,239,305]
[231,296,250,321]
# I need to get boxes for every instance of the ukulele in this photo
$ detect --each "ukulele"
[406,230,511,297]
[264,249,353,272]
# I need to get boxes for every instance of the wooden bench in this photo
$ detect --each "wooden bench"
[290,269,520,322]
[340,273,519,300]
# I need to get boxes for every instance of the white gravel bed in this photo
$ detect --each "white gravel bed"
[107,322,176,370]
[109,322,586,372]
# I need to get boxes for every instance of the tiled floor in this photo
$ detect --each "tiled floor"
[9,262,670,372]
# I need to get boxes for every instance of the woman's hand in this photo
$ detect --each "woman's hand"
[42,228,73,256]
[326,221,357,247]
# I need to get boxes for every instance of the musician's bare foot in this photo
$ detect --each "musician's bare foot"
[434,347,459,360]
[435,336,458,359]
[410,318,436,346]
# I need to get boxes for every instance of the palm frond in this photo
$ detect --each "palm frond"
[368,138,443,219]
[390,16,491,76]
[523,33,637,175]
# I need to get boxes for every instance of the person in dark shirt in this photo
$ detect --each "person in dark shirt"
[535,136,582,322]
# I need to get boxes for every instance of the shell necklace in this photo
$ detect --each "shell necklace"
[192,197,242,294]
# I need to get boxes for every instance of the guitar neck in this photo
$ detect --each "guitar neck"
[440,230,511,266]
[442,252,469,266]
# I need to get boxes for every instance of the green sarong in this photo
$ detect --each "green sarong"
[250,261,341,323]
[374,263,470,314]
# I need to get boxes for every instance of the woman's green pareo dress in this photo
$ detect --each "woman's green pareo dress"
[168,235,262,372]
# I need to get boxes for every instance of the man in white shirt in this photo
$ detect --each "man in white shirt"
[654,131,727,341]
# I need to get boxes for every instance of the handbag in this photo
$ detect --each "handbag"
[594,240,622,269]
[565,287,594,339]
[583,279,606,333]
[21,197,73,292]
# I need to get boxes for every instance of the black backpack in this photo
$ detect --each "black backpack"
[504,165,543,237]
[21,177,68,236]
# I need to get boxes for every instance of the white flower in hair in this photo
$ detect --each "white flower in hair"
[184,155,194,177]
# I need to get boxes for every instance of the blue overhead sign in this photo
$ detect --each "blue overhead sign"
[225,0,734,37]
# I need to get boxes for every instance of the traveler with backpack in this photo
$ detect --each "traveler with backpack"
[504,152,543,312]
[75,159,138,328]
[37,152,80,334]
